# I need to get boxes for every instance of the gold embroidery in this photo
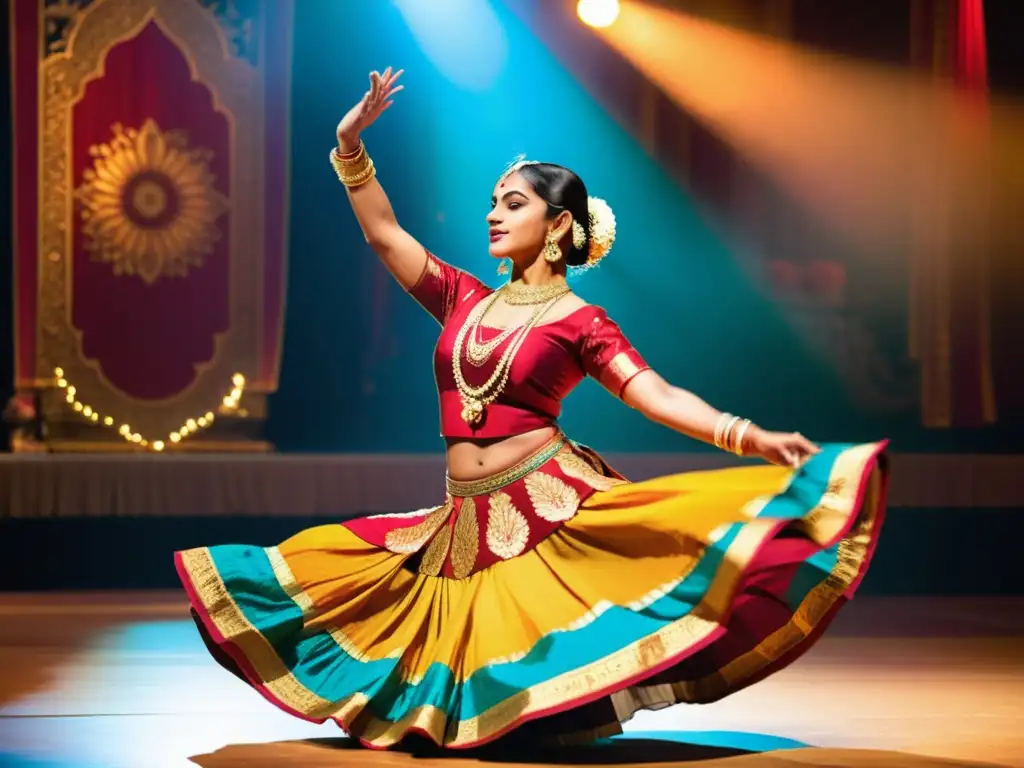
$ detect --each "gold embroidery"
[636,634,667,668]
[181,441,811,749]
[603,352,646,394]
[446,434,565,497]
[366,507,438,521]
[383,497,453,554]
[426,255,442,277]
[450,499,480,579]
[684,443,885,702]
[418,525,452,577]
[181,445,884,750]
[525,471,580,523]
[180,548,338,718]
[555,448,623,492]
[485,492,530,560]
[826,477,846,498]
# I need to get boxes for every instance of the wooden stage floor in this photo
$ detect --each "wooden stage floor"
[0,594,1021,768]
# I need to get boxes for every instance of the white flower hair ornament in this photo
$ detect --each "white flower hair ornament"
[572,196,616,272]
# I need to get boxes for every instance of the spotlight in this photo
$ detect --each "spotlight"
[577,0,620,28]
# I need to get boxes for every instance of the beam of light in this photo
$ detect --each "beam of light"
[578,0,620,28]
[393,0,508,92]
[406,0,841,442]
[588,1,1024,253]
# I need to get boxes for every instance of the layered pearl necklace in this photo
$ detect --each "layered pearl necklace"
[453,281,571,426]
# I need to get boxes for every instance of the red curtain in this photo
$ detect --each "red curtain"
[11,0,40,388]
[71,23,231,400]
[948,0,996,427]
[956,0,988,87]
[909,0,995,428]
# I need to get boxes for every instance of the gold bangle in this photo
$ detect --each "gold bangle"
[343,161,377,188]
[732,419,752,456]
[329,144,376,187]
[334,142,365,163]
[713,413,733,449]
[719,416,740,451]
[725,417,748,453]
[329,147,370,176]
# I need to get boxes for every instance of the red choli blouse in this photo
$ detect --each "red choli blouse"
[409,251,651,439]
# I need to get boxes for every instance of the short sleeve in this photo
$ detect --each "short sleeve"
[407,250,487,326]
[580,309,651,398]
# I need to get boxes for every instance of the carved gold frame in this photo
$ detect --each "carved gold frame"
[38,0,268,437]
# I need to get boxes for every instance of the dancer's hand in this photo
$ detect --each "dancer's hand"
[749,429,820,469]
[336,67,404,152]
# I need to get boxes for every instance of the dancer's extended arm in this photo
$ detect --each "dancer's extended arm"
[333,67,425,289]
[580,310,819,467]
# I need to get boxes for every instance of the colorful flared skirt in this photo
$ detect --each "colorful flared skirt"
[175,434,888,750]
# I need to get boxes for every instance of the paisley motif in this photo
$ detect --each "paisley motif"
[524,471,579,523]
[450,498,480,579]
[383,497,453,554]
[418,523,452,577]
[485,492,530,560]
[555,449,622,492]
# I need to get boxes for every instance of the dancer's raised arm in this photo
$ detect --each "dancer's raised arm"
[332,67,425,289]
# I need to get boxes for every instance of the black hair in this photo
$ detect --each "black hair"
[514,163,590,267]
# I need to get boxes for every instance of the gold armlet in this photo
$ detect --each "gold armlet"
[329,142,377,188]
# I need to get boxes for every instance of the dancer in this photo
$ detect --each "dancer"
[175,68,887,750]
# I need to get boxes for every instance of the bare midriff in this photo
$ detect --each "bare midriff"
[444,426,559,482]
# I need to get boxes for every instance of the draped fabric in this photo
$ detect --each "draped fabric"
[947,0,996,427]
[908,0,995,428]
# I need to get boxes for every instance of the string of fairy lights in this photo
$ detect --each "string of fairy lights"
[53,367,246,451]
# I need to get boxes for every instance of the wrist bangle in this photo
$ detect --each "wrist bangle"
[335,142,363,160]
[713,413,733,450]
[732,419,753,456]
[713,413,753,455]
[720,416,740,451]
[329,143,376,188]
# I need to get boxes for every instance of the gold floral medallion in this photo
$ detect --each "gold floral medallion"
[75,119,229,284]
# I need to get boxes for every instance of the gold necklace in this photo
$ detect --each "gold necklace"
[502,280,571,306]
[452,293,565,426]
[466,323,517,366]
[465,284,568,367]
[465,291,519,367]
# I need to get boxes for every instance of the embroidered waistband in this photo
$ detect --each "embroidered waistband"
[446,433,566,498]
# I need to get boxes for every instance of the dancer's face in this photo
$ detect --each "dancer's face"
[486,171,559,264]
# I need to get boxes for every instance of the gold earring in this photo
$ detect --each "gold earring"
[496,260,509,275]
[542,232,561,263]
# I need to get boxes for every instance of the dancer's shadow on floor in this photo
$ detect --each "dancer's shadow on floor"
[191,730,808,766]
[402,730,806,763]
